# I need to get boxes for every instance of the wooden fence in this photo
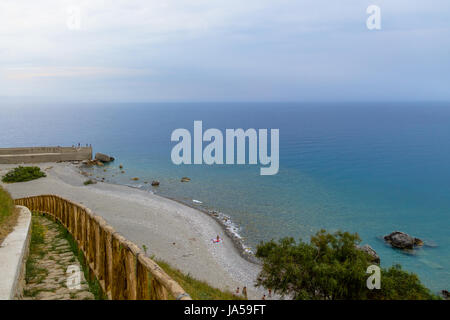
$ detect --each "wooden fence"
[15,195,191,300]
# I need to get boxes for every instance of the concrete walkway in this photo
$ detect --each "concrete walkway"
[22,215,95,300]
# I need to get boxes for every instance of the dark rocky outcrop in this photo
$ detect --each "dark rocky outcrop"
[151,180,160,186]
[95,153,115,163]
[356,244,380,264]
[384,231,423,250]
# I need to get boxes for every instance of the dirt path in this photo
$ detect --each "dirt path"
[22,215,95,300]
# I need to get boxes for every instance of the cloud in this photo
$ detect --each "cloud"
[4,66,152,80]
[0,0,449,101]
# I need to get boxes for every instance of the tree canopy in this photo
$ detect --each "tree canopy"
[255,230,438,300]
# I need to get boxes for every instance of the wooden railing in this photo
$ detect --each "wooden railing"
[15,195,191,300]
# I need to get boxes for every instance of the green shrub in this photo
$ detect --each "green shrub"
[1,166,46,183]
[83,179,95,185]
[256,229,438,300]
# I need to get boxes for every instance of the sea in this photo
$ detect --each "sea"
[1,102,449,293]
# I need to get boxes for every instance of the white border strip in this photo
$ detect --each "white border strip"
[0,206,32,300]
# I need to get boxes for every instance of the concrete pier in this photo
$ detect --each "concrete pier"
[0,147,92,164]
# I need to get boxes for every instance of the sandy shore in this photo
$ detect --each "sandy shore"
[0,162,265,299]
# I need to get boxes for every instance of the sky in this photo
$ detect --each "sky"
[0,0,449,103]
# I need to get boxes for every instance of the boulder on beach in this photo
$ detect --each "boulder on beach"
[180,177,191,182]
[356,244,380,264]
[82,159,94,167]
[84,159,105,167]
[151,180,160,186]
[95,152,115,163]
[384,231,423,250]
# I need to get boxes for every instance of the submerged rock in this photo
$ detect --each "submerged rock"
[83,159,105,167]
[131,177,139,181]
[384,231,423,250]
[151,180,160,186]
[180,177,191,182]
[357,244,380,264]
[95,152,115,163]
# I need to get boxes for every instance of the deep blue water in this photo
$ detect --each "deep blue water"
[1,102,449,293]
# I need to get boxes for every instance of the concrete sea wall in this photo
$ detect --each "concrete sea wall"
[0,147,92,164]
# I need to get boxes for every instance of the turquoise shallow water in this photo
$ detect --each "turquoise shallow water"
[1,102,449,293]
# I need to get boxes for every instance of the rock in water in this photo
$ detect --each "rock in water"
[356,244,380,264]
[384,231,423,249]
[95,152,115,163]
[180,177,191,182]
[151,180,160,186]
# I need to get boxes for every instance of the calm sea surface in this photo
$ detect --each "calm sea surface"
[1,102,449,293]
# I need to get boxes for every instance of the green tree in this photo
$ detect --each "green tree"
[255,229,438,300]
[369,264,438,300]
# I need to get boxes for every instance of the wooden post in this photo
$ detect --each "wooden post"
[94,219,100,275]
[136,260,150,300]
[104,225,114,299]
[125,248,137,300]
[111,234,126,300]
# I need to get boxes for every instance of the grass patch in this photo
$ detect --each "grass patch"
[0,186,14,223]
[25,214,48,284]
[0,186,18,244]
[155,259,245,300]
[2,166,46,183]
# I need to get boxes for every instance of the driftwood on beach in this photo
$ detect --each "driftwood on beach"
[14,194,191,300]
